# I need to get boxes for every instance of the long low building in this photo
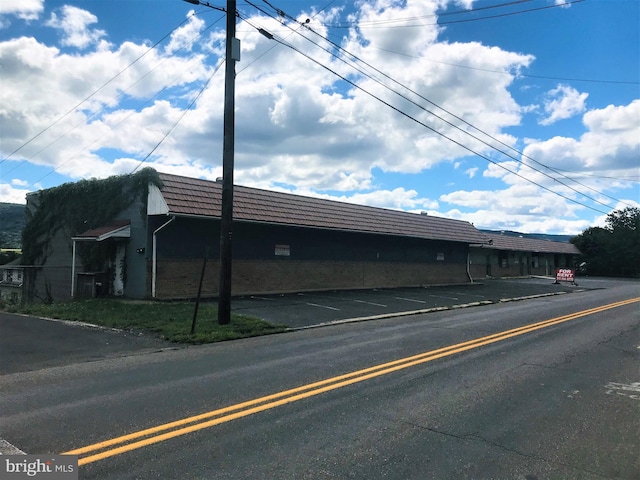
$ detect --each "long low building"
[21,170,581,302]
[469,232,581,280]
[146,173,488,299]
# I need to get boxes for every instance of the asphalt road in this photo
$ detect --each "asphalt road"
[0,278,638,479]
[0,314,176,375]
[0,277,581,375]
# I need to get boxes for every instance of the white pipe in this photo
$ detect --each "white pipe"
[71,240,77,297]
[152,216,175,298]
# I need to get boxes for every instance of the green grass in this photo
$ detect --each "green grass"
[2,299,288,344]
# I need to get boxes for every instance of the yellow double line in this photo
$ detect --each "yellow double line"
[64,298,639,465]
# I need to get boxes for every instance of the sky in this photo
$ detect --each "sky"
[0,0,638,235]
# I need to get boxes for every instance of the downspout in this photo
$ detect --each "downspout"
[152,216,176,298]
[71,240,77,297]
[468,244,486,284]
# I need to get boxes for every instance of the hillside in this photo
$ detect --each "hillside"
[481,230,574,243]
[0,202,26,249]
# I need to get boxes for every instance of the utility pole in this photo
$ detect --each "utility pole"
[183,0,238,325]
[218,0,238,325]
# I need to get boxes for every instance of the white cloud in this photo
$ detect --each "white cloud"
[0,0,634,237]
[539,84,588,126]
[164,11,205,55]
[439,184,590,234]
[0,1,534,192]
[0,35,210,173]
[0,183,30,204]
[438,99,640,234]
[0,0,43,22]
[290,187,439,212]
[465,167,478,178]
[45,5,106,49]
[525,99,640,176]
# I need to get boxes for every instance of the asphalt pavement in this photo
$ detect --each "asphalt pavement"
[2,278,637,478]
[0,276,593,375]
[230,276,586,329]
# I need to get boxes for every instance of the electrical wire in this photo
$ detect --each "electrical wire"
[130,57,226,174]
[318,0,533,27]
[249,2,630,212]
[241,11,613,215]
[359,46,640,86]
[323,0,585,29]
[4,0,634,218]
[0,11,209,165]
[3,10,226,189]
[260,0,638,207]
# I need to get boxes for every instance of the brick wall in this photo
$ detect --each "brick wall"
[154,258,471,299]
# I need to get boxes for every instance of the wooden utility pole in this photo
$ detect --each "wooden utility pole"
[218,0,238,325]
[182,0,238,325]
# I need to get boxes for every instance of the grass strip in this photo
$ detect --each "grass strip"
[2,299,287,344]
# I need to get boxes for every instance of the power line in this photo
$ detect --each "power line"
[323,0,585,29]
[3,11,225,186]
[249,2,628,213]
[130,58,226,174]
[0,12,207,165]
[362,46,639,86]
[242,11,611,216]
[320,0,533,27]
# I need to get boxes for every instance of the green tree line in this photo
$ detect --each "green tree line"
[571,207,640,278]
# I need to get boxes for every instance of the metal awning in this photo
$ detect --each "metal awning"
[72,220,130,242]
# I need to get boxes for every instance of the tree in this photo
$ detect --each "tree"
[571,207,640,278]
[606,207,640,277]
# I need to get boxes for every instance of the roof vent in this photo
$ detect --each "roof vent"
[215,177,223,183]
[420,211,428,215]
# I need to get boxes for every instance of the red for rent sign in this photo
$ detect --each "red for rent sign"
[556,268,575,283]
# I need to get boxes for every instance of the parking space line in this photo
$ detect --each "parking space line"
[428,295,458,300]
[395,297,427,304]
[351,299,387,308]
[306,303,340,311]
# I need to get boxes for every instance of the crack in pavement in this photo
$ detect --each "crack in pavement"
[398,419,615,479]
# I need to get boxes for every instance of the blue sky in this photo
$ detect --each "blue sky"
[1,0,638,234]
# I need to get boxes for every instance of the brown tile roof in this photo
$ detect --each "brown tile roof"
[157,173,488,244]
[484,233,581,255]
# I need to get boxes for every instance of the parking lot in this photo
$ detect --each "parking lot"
[231,277,583,329]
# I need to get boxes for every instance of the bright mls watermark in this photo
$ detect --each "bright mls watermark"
[1,455,78,480]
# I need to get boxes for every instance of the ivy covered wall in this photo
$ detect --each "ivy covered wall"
[22,168,161,265]
[21,168,162,302]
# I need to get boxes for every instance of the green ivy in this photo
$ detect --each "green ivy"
[22,167,162,267]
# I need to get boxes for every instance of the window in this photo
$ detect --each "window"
[3,269,23,284]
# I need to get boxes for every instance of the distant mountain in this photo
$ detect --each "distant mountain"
[0,203,26,249]
[481,229,574,243]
